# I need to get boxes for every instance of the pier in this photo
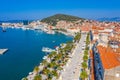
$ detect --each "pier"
[0,49,8,55]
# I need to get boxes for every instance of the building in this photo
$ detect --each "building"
[91,42,120,80]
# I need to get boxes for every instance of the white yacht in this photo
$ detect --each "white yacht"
[42,47,55,53]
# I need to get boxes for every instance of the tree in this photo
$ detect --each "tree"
[48,53,54,60]
[84,50,88,55]
[74,32,81,42]
[48,74,53,80]
[51,51,57,56]
[48,51,57,60]
[42,60,48,66]
[43,68,50,75]
[83,55,88,62]
[48,62,56,68]
[51,70,59,79]
[82,62,88,70]
[34,74,42,80]
[86,33,90,46]
[34,66,39,74]
[80,71,88,80]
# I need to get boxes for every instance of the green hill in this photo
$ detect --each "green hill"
[41,14,85,26]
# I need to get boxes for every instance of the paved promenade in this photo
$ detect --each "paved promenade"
[60,33,87,80]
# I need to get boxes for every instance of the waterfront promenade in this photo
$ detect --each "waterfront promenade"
[26,33,86,80]
[60,33,87,80]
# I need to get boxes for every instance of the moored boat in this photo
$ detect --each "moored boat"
[42,47,55,53]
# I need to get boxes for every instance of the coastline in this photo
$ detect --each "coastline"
[24,32,81,80]
[55,30,75,37]
[25,36,74,80]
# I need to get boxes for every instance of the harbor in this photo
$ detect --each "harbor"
[0,49,8,55]
[0,27,73,80]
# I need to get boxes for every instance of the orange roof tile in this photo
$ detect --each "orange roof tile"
[80,27,90,31]
[97,46,120,69]
[93,31,99,34]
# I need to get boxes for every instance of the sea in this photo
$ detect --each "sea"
[0,27,73,80]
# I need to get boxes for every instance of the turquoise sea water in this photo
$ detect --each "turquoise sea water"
[0,27,73,80]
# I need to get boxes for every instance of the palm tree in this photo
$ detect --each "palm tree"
[51,51,57,55]
[48,53,54,60]
[82,62,88,70]
[34,66,39,74]
[86,33,90,45]
[54,54,62,61]
[48,62,56,68]
[74,32,81,42]
[80,71,88,80]
[83,55,88,62]
[51,70,59,79]
[43,68,50,75]
[34,74,42,80]
[84,50,88,55]
[42,60,48,66]
[47,73,53,80]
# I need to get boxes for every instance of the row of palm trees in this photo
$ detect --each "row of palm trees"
[80,32,90,80]
[74,32,81,43]
[23,32,81,80]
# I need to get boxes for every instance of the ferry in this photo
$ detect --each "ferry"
[42,47,55,53]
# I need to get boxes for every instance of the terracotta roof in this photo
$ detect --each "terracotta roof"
[93,31,99,34]
[97,46,120,69]
[80,27,90,31]
[115,48,120,53]
[92,26,104,30]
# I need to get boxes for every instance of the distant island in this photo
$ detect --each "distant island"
[41,14,85,26]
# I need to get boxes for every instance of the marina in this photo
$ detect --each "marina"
[0,49,8,55]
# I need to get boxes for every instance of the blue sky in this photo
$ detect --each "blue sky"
[0,0,120,20]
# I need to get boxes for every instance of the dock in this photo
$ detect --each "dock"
[0,49,8,55]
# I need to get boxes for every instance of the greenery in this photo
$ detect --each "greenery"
[51,70,59,78]
[83,55,88,62]
[42,60,48,66]
[41,14,85,26]
[34,66,39,74]
[82,62,88,70]
[80,71,88,80]
[86,33,90,46]
[80,32,90,80]
[34,74,42,80]
[74,32,81,42]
